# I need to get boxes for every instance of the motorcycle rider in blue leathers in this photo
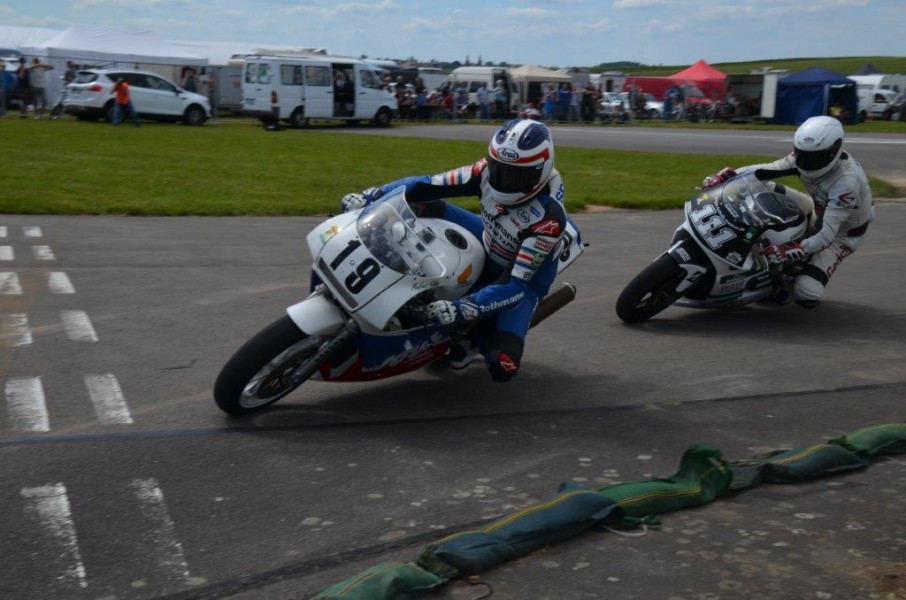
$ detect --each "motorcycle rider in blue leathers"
[341,119,580,382]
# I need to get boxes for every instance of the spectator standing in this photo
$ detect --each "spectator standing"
[181,67,197,92]
[674,84,686,120]
[63,60,78,84]
[663,85,675,121]
[476,82,490,120]
[581,82,598,123]
[557,83,570,122]
[567,84,580,122]
[542,83,556,122]
[16,57,31,118]
[110,78,140,127]
[27,57,53,118]
[0,60,11,116]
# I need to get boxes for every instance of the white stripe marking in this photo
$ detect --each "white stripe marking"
[32,245,56,260]
[61,310,98,342]
[0,246,13,260]
[84,374,133,424]
[1,313,33,346]
[48,272,75,294]
[131,478,192,580]
[0,226,7,238]
[21,483,88,588]
[0,272,23,295]
[23,226,43,238]
[5,376,49,432]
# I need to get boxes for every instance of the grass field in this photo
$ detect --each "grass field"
[1,117,899,215]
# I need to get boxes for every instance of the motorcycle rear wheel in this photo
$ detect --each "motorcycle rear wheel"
[615,254,686,323]
[214,316,325,415]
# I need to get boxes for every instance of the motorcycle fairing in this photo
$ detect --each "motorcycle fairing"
[318,326,451,381]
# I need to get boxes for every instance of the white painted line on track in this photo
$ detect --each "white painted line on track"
[5,376,49,432]
[0,272,23,295]
[1,313,33,346]
[47,272,75,294]
[0,246,13,260]
[32,245,56,260]
[23,226,43,238]
[130,478,192,581]
[0,272,22,296]
[61,310,98,342]
[84,374,133,424]
[20,483,88,589]
[0,226,7,238]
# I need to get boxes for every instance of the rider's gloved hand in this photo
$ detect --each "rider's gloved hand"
[340,187,381,213]
[762,241,807,265]
[699,167,737,191]
[423,299,479,326]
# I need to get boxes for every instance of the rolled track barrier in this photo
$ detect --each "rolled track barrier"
[311,423,906,599]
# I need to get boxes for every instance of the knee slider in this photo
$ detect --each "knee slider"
[793,273,825,303]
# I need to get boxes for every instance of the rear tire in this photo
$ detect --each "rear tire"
[290,108,308,128]
[615,254,686,323]
[213,316,325,415]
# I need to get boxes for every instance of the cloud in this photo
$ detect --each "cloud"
[504,7,558,18]
[334,0,399,14]
[642,18,683,34]
[613,0,677,8]
[401,16,443,34]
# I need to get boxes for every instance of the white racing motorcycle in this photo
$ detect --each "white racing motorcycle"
[214,187,583,415]
[616,170,810,323]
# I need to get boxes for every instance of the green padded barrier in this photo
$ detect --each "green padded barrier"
[311,560,447,600]
[418,485,623,576]
[596,443,732,516]
[311,423,906,600]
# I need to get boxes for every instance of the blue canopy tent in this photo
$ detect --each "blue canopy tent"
[773,67,858,125]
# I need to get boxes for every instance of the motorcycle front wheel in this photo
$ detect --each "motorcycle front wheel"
[214,316,326,415]
[615,254,686,323]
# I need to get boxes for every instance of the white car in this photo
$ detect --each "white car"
[64,69,211,125]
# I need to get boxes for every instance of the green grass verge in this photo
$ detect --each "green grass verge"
[0,118,897,215]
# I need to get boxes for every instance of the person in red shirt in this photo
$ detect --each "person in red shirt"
[110,78,140,126]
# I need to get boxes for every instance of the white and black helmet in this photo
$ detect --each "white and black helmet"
[793,116,844,180]
[486,119,555,206]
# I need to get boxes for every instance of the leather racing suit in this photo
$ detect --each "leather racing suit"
[741,151,874,306]
[352,158,580,381]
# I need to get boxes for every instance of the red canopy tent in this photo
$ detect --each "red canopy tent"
[670,59,726,100]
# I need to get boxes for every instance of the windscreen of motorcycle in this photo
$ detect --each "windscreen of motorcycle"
[310,189,470,330]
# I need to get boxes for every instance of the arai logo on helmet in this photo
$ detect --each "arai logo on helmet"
[497,147,520,161]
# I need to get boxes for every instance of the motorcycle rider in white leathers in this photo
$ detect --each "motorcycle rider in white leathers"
[340,119,580,382]
[701,116,874,308]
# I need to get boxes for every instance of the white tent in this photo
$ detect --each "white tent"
[19,24,208,105]
[21,24,207,66]
[0,25,61,51]
[508,64,572,104]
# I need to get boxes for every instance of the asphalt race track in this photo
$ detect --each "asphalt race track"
[1,126,905,599]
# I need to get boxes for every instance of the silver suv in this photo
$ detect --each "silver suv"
[64,69,211,125]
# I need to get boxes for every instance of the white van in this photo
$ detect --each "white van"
[849,74,906,122]
[446,66,519,117]
[241,54,398,127]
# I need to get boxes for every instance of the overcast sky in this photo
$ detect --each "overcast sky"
[6,0,904,67]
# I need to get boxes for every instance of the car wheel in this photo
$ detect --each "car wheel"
[373,107,392,127]
[183,105,206,126]
[892,109,902,122]
[289,108,307,128]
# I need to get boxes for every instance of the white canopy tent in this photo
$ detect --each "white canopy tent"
[508,64,572,104]
[18,24,208,106]
[21,24,207,66]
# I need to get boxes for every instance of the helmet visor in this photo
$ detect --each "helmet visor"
[487,156,542,194]
[794,139,842,173]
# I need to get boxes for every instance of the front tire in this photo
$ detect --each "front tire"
[214,316,325,415]
[373,107,392,127]
[615,254,686,323]
[183,105,206,126]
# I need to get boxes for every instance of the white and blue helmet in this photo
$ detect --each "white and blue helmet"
[486,119,556,206]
